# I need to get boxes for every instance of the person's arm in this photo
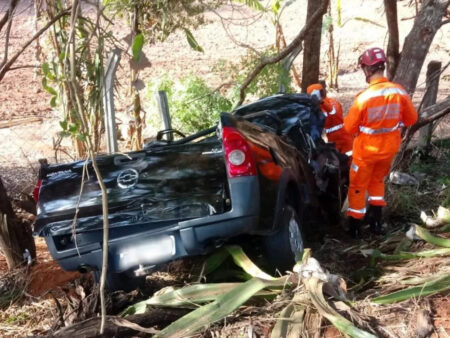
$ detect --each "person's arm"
[400,94,418,127]
[344,98,363,134]
[321,100,333,114]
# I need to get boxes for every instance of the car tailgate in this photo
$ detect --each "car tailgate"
[35,139,228,235]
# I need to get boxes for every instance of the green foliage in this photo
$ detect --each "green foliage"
[215,48,292,103]
[5,313,29,325]
[373,274,450,304]
[103,0,218,43]
[41,62,60,108]
[147,75,232,134]
[322,14,333,32]
[39,1,109,154]
[336,0,342,27]
[184,28,204,53]
[131,33,144,61]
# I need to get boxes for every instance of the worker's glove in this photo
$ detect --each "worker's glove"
[310,89,322,101]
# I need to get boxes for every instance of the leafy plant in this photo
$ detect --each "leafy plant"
[146,74,232,134]
[216,47,292,103]
[122,246,375,338]
[373,274,450,304]
[41,2,110,156]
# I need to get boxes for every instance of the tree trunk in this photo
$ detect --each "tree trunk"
[0,177,36,269]
[418,61,441,153]
[301,0,325,92]
[384,0,400,80]
[129,5,143,151]
[326,4,339,89]
[393,0,449,94]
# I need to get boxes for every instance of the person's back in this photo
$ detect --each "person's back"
[345,78,417,161]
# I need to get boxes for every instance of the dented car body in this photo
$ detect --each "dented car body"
[34,94,346,288]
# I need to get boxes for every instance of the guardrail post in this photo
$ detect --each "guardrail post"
[156,90,172,141]
[103,48,121,154]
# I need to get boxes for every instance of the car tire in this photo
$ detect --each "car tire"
[263,204,304,274]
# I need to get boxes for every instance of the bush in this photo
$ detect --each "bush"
[146,75,232,134]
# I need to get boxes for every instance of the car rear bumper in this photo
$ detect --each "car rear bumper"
[43,176,260,273]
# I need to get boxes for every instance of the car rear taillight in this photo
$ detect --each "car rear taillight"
[222,126,257,177]
[33,179,42,203]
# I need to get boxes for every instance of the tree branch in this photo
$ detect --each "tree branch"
[410,96,450,133]
[1,7,13,69]
[0,13,8,33]
[0,7,71,82]
[400,96,450,150]
[0,0,19,34]
[7,64,40,71]
[235,0,330,107]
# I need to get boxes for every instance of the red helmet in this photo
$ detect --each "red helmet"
[358,47,386,67]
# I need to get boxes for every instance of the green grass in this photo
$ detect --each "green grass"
[6,313,29,324]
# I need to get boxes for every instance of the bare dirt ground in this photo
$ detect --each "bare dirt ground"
[0,0,449,337]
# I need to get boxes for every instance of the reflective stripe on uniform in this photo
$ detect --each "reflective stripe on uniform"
[367,103,400,123]
[359,122,400,135]
[329,107,337,115]
[325,123,344,134]
[358,87,408,104]
[368,196,384,201]
[347,207,366,214]
[345,150,353,156]
[351,163,359,172]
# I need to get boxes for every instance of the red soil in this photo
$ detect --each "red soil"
[0,238,80,297]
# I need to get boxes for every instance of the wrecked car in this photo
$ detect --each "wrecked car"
[33,93,348,290]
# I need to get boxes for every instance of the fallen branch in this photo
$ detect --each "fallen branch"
[0,7,71,82]
[410,96,450,133]
[235,0,330,107]
[52,309,189,337]
[0,117,43,129]
[393,96,450,168]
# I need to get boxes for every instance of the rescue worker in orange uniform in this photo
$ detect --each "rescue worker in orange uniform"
[307,83,354,158]
[344,47,418,237]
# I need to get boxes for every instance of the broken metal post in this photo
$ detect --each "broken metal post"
[103,48,121,154]
[156,90,172,141]
[279,44,302,93]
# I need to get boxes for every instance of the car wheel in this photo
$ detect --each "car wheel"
[263,204,304,274]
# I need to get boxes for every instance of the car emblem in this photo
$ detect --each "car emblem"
[117,169,139,189]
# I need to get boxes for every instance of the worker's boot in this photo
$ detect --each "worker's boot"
[368,205,385,235]
[347,217,362,239]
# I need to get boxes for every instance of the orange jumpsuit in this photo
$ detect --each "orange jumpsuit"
[344,77,418,219]
[306,84,354,157]
[321,97,354,157]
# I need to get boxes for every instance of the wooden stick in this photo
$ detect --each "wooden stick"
[0,117,43,129]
